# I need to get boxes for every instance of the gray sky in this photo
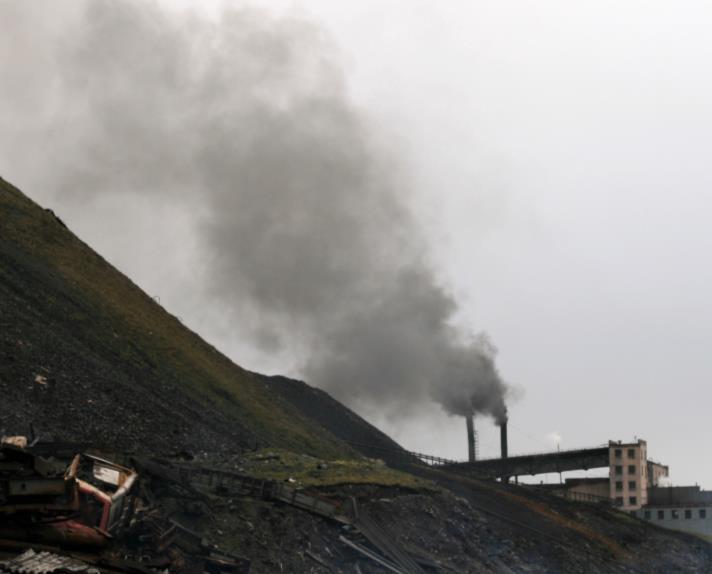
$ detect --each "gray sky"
[1,0,710,487]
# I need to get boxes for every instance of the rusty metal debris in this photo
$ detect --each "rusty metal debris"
[0,444,136,549]
[348,497,427,574]
[132,457,351,524]
[339,536,405,574]
[135,457,442,573]
[1,445,449,573]
[0,444,251,573]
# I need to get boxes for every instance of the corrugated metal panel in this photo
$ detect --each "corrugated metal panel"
[0,550,99,574]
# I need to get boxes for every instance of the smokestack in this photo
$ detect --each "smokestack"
[466,413,475,462]
[500,419,508,459]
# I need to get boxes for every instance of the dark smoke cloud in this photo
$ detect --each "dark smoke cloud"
[0,0,509,422]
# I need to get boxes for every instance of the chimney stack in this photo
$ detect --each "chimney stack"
[466,413,476,462]
[500,419,508,459]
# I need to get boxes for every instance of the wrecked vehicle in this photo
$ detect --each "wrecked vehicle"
[0,444,137,548]
[0,444,251,574]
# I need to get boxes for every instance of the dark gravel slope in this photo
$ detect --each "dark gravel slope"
[261,374,408,458]
[0,176,350,457]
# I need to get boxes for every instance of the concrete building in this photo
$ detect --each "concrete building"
[633,486,712,541]
[510,436,708,540]
[462,435,679,516]
[609,440,647,510]
[563,440,669,511]
[647,459,669,488]
[562,477,609,501]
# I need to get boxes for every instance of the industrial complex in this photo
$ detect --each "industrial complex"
[455,420,712,541]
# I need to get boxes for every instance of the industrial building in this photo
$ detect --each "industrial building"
[561,440,669,511]
[632,485,712,541]
[457,426,710,540]
[519,439,711,540]
[458,436,668,511]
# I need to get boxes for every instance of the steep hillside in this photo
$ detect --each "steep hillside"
[0,176,372,457]
[261,375,406,458]
[2,176,711,573]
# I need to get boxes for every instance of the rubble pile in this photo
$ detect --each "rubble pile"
[0,442,450,573]
[0,443,250,574]
[1,439,712,573]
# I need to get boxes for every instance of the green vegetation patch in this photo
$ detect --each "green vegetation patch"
[241,449,438,491]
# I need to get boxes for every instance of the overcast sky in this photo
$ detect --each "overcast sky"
[2,0,711,488]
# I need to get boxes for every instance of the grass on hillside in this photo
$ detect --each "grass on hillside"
[241,449,438,491]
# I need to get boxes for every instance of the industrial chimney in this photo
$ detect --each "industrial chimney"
[466,413,476,463]
[500,419,508,460]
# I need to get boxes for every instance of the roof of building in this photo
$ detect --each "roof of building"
[647,485,712,508]
[608,439,647,448]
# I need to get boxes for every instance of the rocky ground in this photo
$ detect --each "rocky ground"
[147,451,712,573]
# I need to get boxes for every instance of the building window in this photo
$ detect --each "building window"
[628,481,636,490]
[616,481,623,491]
[658,510,665,520]
[684,509,692,519]
[615,466,623,476]
[628,465,636,474]
[672,510,679,519]
[629,496,637,506]
[615,497,624,507]
[700,509,707,519]
[614,449,622,458]
[644,510,651,520]
[627,449,635,459]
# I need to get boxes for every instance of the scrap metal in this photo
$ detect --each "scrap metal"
[136,458,435,574]
[0,445,137,549]
[0,549,99,574]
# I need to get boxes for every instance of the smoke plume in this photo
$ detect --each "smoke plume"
[0,0,509,422]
